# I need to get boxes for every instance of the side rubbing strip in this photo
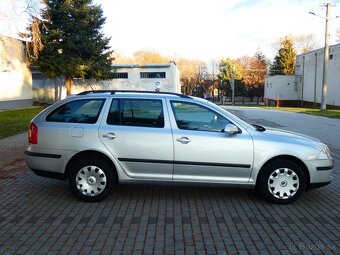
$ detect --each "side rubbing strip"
[25,151,62,159]
[118,158,251,168]
[316,166,333,171]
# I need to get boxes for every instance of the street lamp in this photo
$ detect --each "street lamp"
[309,3,338,110]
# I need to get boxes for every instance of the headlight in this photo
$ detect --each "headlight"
[316,146,332,160]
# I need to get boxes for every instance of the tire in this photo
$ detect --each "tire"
[69,157,116,202]
[257,160,306,204]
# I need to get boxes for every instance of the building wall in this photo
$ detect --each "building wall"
[32,62,180,103]
[264,75,300,106]
[296,44,340,107]
[264,43,340,108]
[0,36,32,109]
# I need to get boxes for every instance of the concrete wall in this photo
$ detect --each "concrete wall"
[264,75,300,106]
[33,62,180,103]
[0,36,32,109]
[296,44,340,107]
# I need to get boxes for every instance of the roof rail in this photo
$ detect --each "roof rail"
[77,90,192,98]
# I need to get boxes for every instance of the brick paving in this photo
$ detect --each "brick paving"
[0,157,339,255]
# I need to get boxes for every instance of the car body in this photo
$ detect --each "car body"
[25,90,334,203]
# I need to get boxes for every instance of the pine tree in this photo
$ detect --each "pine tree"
[27,0,114,95]
[270,37,296,75]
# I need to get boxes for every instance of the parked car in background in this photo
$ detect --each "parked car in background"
[25,90,334,203]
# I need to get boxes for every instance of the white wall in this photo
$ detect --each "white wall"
[0,36,32,109]
[296,44,340,107]
[33,62,180,103]
[264,75,300,101]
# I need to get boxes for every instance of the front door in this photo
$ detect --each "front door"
[169,100,253,183]
[99,98,173,179]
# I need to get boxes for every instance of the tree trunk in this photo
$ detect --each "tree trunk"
[66,78,73,96]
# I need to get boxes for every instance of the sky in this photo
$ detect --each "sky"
[1,0,340,62]
[94,0,340,62]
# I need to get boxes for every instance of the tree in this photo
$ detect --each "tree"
[133,50,169,65]
[336,28,340,43]
[218,58,244,98]
[293,34,320,54]
[176,58,206,95]
[241,52,268,101]
[270,37,296,75]
[26,0,114,95]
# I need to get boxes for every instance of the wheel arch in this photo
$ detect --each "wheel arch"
[65,150,118,183]
[256,155,310,188]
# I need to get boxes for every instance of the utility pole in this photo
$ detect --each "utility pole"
[231,65,235,105]
[320,3,333,110]
[309,3,337,110]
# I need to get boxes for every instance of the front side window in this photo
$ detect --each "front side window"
[107,99,164,128]
[46,99,105,124]
[171,101,229,132]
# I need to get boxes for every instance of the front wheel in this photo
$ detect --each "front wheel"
[257,160,306,204]
[69,157,116,202]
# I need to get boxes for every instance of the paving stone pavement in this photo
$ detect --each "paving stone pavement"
[0,157,339,255]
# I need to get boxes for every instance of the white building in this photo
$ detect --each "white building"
[264,43,340,108]
[33,62,180,103]
[0,35,33,109]
[264,75,300,107]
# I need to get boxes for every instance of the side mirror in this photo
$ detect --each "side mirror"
[224,123,240,134]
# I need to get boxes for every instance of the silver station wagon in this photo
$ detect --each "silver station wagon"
[25,91,334,203]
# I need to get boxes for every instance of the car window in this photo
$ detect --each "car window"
[171,101,229,132]
[46,99,105,124]
[107,99,164,128]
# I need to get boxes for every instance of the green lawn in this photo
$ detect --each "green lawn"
[266,107,340,119]
[0,107,45,139]
[230,104,340,119]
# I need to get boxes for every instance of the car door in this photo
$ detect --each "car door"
[169,100,253,183]
[99,97,174,180]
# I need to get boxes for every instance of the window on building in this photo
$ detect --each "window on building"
[329,54,333,60]
[140,72,166,79]
[112,72,128,79]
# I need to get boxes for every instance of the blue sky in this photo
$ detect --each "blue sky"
[2,0,340,62]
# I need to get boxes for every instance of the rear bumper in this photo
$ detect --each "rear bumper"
[309,179,332,190]
[32,169,66,180]
[25,148,68,179]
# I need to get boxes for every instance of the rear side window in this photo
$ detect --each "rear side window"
[107,99,164,128]
[46,99,105,124]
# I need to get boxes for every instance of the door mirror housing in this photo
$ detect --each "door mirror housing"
[224,123,240,134]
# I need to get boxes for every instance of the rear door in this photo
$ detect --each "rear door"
[99,97,174,180]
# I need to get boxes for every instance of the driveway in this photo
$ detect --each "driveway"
[223,106,340,158]
[0,107,339,255]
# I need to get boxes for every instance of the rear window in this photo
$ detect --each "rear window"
[46,99,105,124]
[107,99,164,128]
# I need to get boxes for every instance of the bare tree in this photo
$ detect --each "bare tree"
[293,34,320,54]
[133,50,169,65]
[272,34,320,56]
[336,28,340,44]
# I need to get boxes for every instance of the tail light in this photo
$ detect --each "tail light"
[29,122,38,144]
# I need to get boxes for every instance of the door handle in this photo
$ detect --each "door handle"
[102,133,117,140]
[176,137,191,144]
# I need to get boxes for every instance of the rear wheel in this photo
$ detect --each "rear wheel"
[257,160,306,204]
[69,157,116,202]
